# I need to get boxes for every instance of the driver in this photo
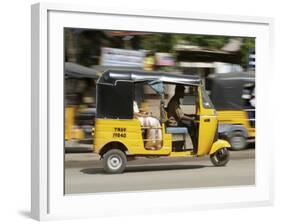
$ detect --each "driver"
[167,85,196,149]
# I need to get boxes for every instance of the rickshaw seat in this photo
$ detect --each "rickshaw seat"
[166,127,188,134]
[166,127,188,150]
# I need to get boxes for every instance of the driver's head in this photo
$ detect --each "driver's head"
[175,85,185,98]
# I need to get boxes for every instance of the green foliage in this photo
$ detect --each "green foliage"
[140,34,177,53]
[140,33,255,68]
[184,35,230,49]
[139,34,230,52]
[241,38,255,68]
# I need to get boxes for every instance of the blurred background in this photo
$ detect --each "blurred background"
[64,28,255,152]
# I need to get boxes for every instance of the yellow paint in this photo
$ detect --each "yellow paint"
[94,87,231,158]
[248,128,255,138]
[65,106,86,141]
[72,128,85,140]
[197,87,218,156]
[209,139,231,155]
[144,56,155,71]
[217,110,255,137]
[94,119,172,155]
[65,106,75,140]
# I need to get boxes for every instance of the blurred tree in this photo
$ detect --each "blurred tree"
[65,29,124,66]
[140,34,230,52]
[140,33,179,52]
[240,38,255,68]
[65,28,78,63]
[183,35,228,50]
[140,33,254,68]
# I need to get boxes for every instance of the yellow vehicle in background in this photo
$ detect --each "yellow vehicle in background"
[64,62,99,146]
[94,70,231,174]
[207,72,255,150]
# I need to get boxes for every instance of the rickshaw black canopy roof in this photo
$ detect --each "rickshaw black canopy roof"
[65,62,99,79]
[96,70,201,119]
[207,72,255,110]
[97,69,201,86]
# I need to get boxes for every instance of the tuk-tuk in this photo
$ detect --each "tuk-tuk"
[206,72,255,150]
[94,70,231,173]
[64,62,99,143]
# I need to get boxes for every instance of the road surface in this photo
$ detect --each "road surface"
[64,149,255,194]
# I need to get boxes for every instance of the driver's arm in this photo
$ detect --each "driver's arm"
[182,114,195,121]
[176,107,195,121]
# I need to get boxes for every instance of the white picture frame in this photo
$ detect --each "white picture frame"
[31,2,274,221]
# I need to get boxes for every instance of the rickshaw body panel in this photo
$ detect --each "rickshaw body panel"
[197,114,218,155]
[65,106,85,140]
[65,106,75,140]
[94,119,172,156]
[196,87,219,156]
[248,127,255,138]
[217,110,255,137]
[209,139,231,155]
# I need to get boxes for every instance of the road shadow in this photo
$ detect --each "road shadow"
[65,147,92,153]
[81,164,207,175]
[18,210,32,219]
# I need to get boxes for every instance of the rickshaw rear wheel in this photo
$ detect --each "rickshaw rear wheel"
[210,148,229,166]
[103,149,127,174]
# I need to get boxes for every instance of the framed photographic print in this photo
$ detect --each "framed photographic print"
[31,2,274,221]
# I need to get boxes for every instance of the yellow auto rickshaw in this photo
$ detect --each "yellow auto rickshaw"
[206,72,255,150]
[64,62,99,144]
[94,70,230,173]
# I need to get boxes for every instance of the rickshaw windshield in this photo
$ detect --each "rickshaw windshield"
[202,88,214,109]
[148,80,164,95]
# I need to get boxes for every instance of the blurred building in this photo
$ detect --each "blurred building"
[174,39,243,85]
[100,47,145,68]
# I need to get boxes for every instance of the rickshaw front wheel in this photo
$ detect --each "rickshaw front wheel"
[210,148,230,166]
[103,149,127,174]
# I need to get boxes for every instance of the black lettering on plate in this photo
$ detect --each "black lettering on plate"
[113,127,127,138]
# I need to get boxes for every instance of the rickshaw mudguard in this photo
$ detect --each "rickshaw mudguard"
[209,139,231,155]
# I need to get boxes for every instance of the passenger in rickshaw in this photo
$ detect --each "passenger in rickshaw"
[167,85,196,149]
[133,101,162,150]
